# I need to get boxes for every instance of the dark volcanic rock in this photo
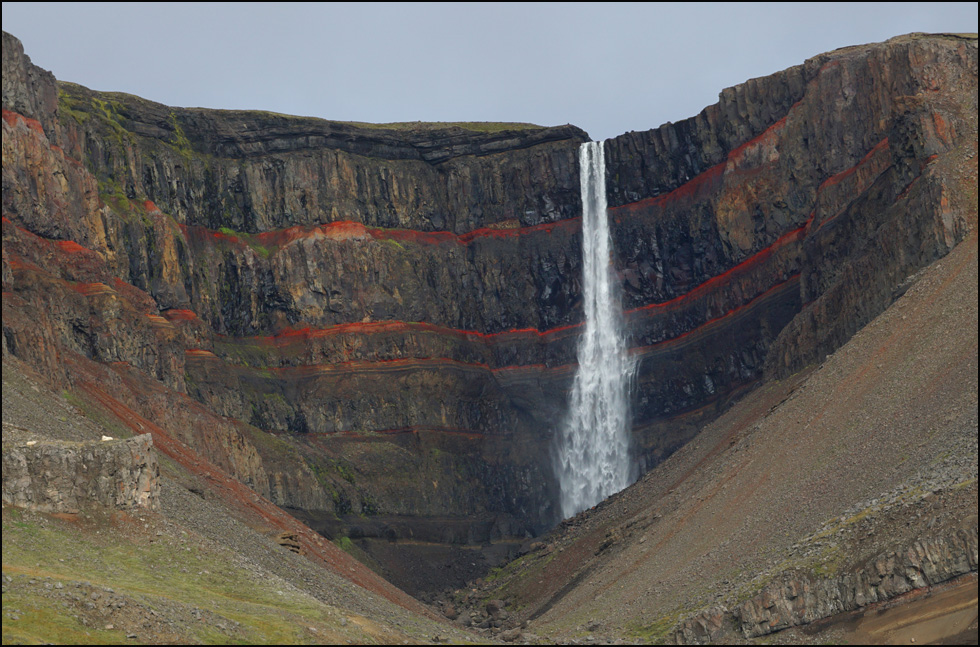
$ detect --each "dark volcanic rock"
[1,32,59,138]
[54,82,588,235]
[672,525,979,643]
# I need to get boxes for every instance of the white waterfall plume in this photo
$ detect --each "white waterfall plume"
[555,140,637,519]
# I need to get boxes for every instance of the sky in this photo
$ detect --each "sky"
[2,2,977,141]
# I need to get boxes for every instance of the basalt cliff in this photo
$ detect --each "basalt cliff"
[2,29,977,605]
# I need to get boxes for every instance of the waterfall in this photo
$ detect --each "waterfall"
[555,140,637,519]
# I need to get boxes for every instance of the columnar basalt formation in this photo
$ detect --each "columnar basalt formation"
[1,434,159,513]
[2,30,976,591]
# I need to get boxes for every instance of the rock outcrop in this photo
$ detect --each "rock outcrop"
[735,527,979,637]
[2,29,976,591]
[672,526,979,644]
[1,434,159,513]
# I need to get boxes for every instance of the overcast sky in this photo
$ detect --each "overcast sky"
[2,2,977,141]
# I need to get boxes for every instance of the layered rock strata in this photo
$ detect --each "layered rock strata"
[605,33,976,465]
[2,30,976,590]
[1,434,159,512]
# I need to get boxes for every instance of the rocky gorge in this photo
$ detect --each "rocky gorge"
[2,27,977,632]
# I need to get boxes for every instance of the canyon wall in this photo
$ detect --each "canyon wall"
[3,31,976,588]
[604,33,976,466]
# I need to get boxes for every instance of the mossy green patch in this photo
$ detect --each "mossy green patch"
[214,226,271,258]
[169,111,194,164]
[335,461,356,485]
[359,493,379,516]
[58,88,91,126]
[336,536,355,553]
[212,339,277,368]
[628,612,683,644]
[96,177,156,229]
[1,508,389,644]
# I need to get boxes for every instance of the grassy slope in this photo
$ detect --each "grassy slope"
[1,357,479,645]
[3,507,361,645]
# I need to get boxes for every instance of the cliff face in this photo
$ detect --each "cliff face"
[450,222,978,643]
[605,33,976,466]
[3,29,589,576]
[2,30,976,591]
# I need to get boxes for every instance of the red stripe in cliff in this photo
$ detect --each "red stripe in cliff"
[195,278,799,377]
[163,309,200,321]
[248,217,582,251]
[252,319,582,345]
[212,220,807,348]
[56,240,92,255]
[612,163,726,218]
[1,109,44,134]
[73,372,424,612]
[630,275,801,355]
[725,115,789,167]
[612,109,795,219]
[817,138,890,191]
[627,226,804,317]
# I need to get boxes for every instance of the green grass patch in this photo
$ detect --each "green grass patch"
[1,508,380,644]
[214,226,271,258]
[1,589,129,645]
[211,340,277,369]
[628,612,683,644]
[336,536,354,553]
[58,88,91,126]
